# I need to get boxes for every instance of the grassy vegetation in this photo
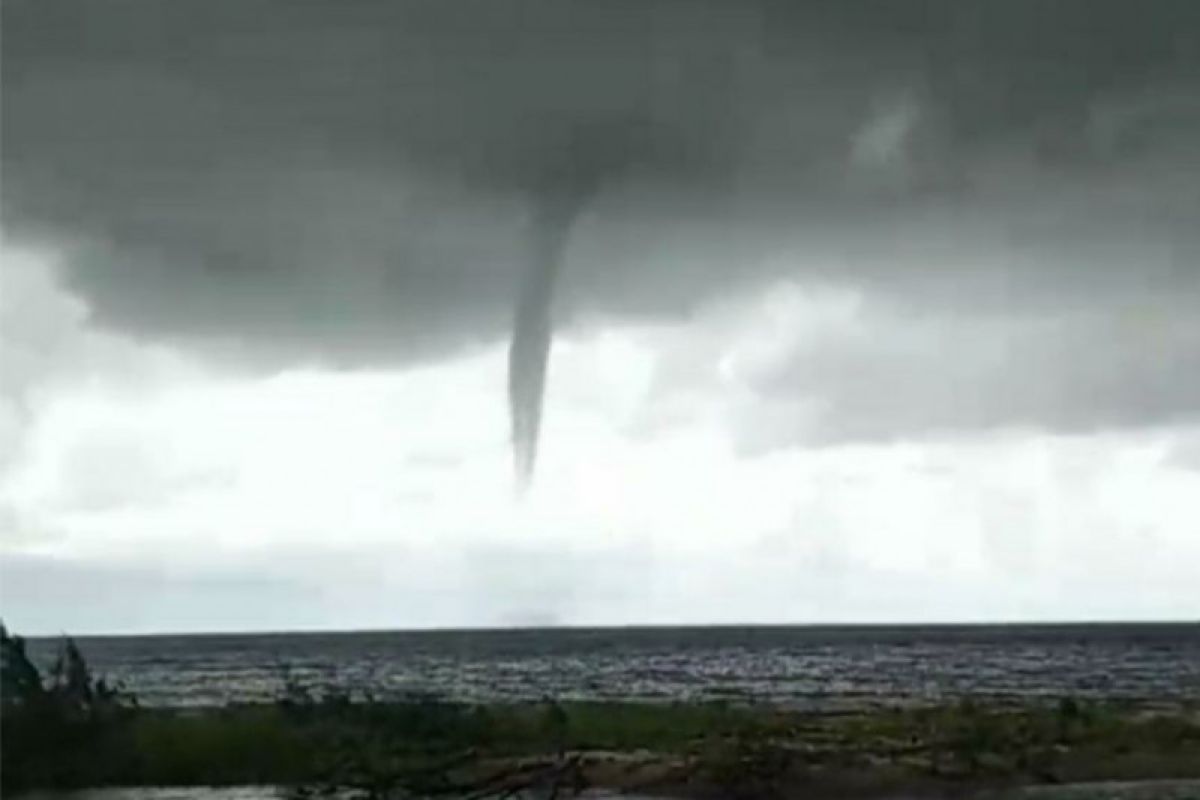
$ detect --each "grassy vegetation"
[6,697,1200,796]
[4,629,1199,797]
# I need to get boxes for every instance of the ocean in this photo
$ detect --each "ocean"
[24,623,1200,709]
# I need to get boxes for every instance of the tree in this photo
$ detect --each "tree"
[49,637,95,710]
[1,621,45,705]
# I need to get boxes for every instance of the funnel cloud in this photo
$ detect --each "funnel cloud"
[509,200,574,488]
[2,0,1200,632]
[3,0,1200,486]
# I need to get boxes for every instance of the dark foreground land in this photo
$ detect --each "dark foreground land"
[7,695,1200,797]
[4,632,1200,798]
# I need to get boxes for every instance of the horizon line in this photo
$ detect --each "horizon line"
[15,618,1200,639]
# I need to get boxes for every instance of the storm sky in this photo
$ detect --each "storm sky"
[2,0,1199,633]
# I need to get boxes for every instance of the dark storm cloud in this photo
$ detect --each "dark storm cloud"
[2,0,754,357]
[4,0,1200,443]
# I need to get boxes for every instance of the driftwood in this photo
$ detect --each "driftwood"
[464,752,586,800]
[292,750,592,800]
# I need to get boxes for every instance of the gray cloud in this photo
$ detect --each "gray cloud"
[1167,432,1200,471]
[0,247,87,452]
[0,542,662,634]
[4,0,1199,448]
[0,553,328,634]
[734,299,1200,450]
[0,243,185,491]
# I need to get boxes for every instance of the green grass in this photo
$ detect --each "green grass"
[4,697,1199,796]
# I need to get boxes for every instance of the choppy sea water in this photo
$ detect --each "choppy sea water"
[25,624,1200,709]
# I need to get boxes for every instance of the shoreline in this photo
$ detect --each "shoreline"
[14,782,1200,800]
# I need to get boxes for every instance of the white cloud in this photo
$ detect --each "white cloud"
[2,242,1198,633]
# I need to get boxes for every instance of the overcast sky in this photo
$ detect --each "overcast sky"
[2,0,1199,634]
